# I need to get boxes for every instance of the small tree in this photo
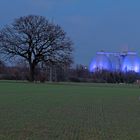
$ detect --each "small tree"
[0,15,73,81]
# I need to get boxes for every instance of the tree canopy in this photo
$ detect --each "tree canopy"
[0,15,73,81]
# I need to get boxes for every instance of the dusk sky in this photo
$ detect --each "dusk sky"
[1,0,140,66]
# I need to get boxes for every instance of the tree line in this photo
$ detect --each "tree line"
[0,61,139,83]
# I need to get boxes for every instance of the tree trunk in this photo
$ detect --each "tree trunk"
[49,65,53,82]
[29,64,35,82]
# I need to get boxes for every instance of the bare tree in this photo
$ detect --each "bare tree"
[0,15,73,81]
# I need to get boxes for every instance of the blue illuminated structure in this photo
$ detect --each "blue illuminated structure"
[122,52,140,73]
[90,51,112,72]
[90,51,140,73]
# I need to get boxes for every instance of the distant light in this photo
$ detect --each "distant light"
[84,66,87,69]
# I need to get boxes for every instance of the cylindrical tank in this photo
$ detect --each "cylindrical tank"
[90,52,112,72]
[122,52,140,73]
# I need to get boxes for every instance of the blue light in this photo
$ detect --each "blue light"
[90,51,140,73]
[90,53,112,72]
[122,54,140,73]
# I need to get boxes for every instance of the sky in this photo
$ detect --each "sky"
[1,0,140,66]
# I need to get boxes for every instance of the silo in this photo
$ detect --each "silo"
[90,51,112,72]
[122,52,140,73]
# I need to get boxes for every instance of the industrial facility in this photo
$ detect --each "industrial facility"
[90,51,140,73]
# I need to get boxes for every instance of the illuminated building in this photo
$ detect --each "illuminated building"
[90,51,140,73]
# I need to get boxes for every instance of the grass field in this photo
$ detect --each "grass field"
[0,81,140,140]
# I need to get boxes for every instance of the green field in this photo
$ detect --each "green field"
[0,81,140,140]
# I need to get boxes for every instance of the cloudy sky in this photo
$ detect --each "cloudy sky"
[1,0,140,66]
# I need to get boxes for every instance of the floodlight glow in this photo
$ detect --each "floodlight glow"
[90,53,112,72]
[122,53,140,73]
[90,51,140,73]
